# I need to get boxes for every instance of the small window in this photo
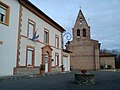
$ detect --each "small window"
[0,6,6,22]
[55,35,59,48]
[77,29,80,38]
[26,46,35,66]
[55,53,59,66]
[80,18,82,25]
[0,1,10,25]
[44,29,49,44]
[28,20,35,39]
[83,28,86,37]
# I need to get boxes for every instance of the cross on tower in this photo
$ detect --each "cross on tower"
[79,6,81,10]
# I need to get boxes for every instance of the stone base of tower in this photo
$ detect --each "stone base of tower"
[70,59,98,70]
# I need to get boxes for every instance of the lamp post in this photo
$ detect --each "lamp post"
[62,32,72,49]
[61,32,72,70]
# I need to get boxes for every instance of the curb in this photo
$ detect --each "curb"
[100,69,117,72]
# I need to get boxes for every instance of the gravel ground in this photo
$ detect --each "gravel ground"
[0,71,120,90]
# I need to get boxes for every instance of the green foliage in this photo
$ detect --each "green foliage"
[107,65,112,69]
[100,65,104,69]
[61,65,65,70]
[100,64,112,69]
[40,64,45,70]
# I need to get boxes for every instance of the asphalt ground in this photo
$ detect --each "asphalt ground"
[0,71,120,90]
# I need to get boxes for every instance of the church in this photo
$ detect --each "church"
[66,9,116,70]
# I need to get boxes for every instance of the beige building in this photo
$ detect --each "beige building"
[0,0,71,76]
[100,52,116,69]
[66,9,115,70]
[0,0,73,76]
[13,0,66,75]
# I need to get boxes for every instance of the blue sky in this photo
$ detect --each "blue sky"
[29,0,120,50]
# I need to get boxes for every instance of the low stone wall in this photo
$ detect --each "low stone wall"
[74,73,95,85]
[51,67,61,72]
[13,67,40,75]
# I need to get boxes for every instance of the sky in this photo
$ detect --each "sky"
[29,0,120,50]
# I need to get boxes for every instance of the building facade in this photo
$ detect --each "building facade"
[0,0,67,76]
[14,0,65,75]
[100,52,116,69]
[66,9,115,70]
[63,49,72,71]
[0,0,20,76]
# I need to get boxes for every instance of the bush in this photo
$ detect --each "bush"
[107,65,112,69]
[40,64,45,70]
[100,65,104,69]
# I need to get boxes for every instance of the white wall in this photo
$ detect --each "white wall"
[52,48,62,66]
[63,52,70,71]
[0,0,19,76]
[21,6,62,47]
[19,6,62,67]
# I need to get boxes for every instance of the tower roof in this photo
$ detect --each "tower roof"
[74,9,89,28]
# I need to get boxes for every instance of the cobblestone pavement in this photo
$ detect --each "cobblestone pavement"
[0,71,120,90]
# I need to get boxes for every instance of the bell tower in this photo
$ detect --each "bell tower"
[73,9,90,41]
[66,9,100,70]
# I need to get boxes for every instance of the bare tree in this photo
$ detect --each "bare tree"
[101,49,120,68]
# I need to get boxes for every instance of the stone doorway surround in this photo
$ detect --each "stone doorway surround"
[41,45,53,72]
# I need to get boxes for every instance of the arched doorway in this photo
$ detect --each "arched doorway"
[42,45,53,72]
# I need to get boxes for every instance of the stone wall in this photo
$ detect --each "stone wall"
[100,57,115,69]
[13,67,40,75]
[74,73,95,85]
[67,40,99,70]
[70,57,95,70]
[51,67,61,72]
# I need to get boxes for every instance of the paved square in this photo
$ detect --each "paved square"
[0,71,120,90]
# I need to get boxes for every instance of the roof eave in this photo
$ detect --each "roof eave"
[18,0,65,32]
